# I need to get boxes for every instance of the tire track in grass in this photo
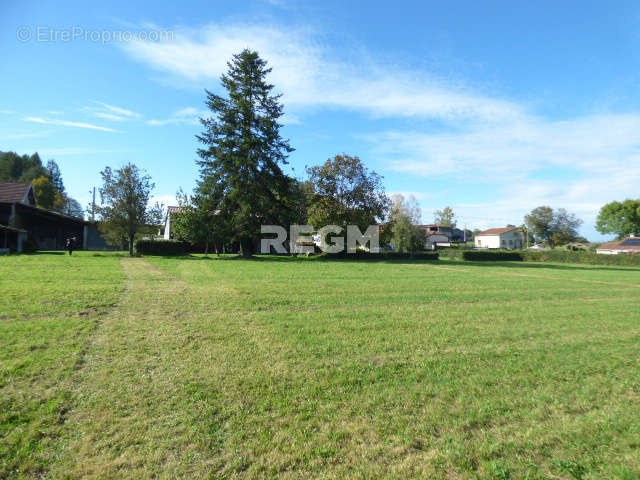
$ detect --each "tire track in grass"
[52,257,314,479]
[52,258,218,479]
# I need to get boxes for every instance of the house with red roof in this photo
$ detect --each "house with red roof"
[595,236,640,255]
[474,226,524,250]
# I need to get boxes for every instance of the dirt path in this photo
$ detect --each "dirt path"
[51,257,301,479]
[52,258,211,479]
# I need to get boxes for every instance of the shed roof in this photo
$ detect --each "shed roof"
[0,182,32,203]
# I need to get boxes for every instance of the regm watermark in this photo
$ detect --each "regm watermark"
[261,225,380,254]
[16,25,174,45]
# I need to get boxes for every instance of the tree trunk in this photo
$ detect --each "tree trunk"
[129,233,135,257]
[240,238,253,257]
[204,239,209,257]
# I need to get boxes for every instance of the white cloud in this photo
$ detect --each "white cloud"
[36,147,121,155]
[365,111,640,237]
[151,194,178,207]
[24,116,119,132]
[407,171,640,236]
[147,106,208,126]
[379,113,640,180]
[93,112,130,121]
[0,131,52,140]
[120,23,522,122]
[91,101,141,119]
[83,101,142,122]
[119,21,638,239]
[148,105,301,127]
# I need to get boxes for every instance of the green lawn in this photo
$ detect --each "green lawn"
[1,253,639,479]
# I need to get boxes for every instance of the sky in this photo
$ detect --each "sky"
[2,0,640,240]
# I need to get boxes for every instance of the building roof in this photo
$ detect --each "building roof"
[415,224,455,229]
[10,202,87,224]
[0,182,33,204]
[597,237,640,251]
[165,206,183,224]
[476,226,518,236]
[0,223,27,233]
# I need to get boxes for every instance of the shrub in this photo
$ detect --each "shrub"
[523,250,640,266]
[134,239,188,256]
[461,250,523,261]
[438,248,464,259]
[322,251,439,261]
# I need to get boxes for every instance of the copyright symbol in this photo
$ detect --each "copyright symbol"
[16,26,31,42]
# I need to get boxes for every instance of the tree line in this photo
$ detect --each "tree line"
[0,151,83,217]
[89,49,640,256]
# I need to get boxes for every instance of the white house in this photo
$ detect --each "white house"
[163,206,182,239]
[596,235,640,254]
[474,227,523,250]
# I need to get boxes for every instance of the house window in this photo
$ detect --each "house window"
[478,239,482,246]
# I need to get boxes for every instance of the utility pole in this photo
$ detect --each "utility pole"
[90,187,96,221]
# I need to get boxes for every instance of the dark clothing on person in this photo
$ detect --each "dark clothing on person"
[66,238,75,255]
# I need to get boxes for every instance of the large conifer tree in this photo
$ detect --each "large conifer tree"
[196,49,294,256]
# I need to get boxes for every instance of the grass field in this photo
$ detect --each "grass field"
[1,252,639,479]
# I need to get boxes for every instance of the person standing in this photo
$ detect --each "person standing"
[66,236,75,256]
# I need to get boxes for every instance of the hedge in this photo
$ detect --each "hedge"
[461,250,523,261]
[441,247,640,266]
[135,239,188,256]
[438,248,464,259]
[522,250,640,266]
[321,251,439,261]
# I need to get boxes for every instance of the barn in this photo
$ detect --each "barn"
[0,181,111,252]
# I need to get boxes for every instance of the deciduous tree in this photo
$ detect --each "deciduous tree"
[171,189,226,256]
[596,199,640,238]
[433,206,456,226]
[97,163,163,256]
[32,175,56,209]
[307,154,388,234]
[550,208,583,246]
[524,206,582,247]
[389,194,424,254]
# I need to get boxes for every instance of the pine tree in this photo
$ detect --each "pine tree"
[46,160,65,193]
[196,49,294,256]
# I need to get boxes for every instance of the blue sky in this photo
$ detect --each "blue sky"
[2,0,640,240]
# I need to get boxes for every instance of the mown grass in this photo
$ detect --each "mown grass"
[0,252,125,478]
[1,253,639,478]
